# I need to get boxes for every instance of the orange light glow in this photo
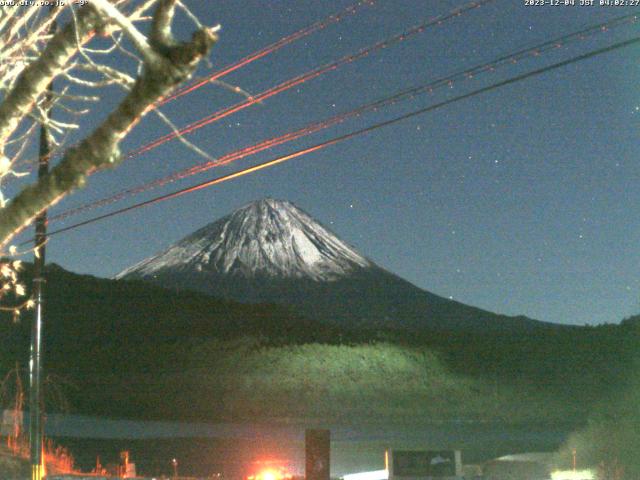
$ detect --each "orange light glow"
[248,466,292,480]
[261,470,278,480]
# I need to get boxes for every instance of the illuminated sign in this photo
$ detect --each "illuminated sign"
[388,450,461,479]
[551,470,595,480]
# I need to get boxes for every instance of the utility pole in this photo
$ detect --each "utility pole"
[29,89,50,480]
[29,10,55,480]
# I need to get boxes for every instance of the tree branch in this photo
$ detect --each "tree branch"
[0,6,218,247]
[91,0,160,66]
[0,5,100,154]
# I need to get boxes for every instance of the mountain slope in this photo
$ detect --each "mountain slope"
[1,263,635,426]
[0,263,351,421]
[118,198,548,332]
[118,198,371,281]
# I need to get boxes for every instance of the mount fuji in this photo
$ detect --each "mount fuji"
[118,198,372,282]
[117,199,546,332]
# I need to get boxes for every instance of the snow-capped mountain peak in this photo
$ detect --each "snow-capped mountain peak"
[117,198,372,282]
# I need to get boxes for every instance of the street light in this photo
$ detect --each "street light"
[172,458,178,478]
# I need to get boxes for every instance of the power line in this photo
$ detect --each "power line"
[39,35,640,241]
[50,11,639,222]
[124,0,494,159]
[159,0,376,106]
[7,0,377,178]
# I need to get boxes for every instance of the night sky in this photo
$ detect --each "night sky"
[10,0,640,326]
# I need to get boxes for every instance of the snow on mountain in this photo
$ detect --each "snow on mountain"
[117,198,549,332]
[116,198,372,282]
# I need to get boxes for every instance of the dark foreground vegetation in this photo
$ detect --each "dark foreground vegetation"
[1,263,639,475]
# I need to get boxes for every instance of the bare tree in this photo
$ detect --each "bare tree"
[0,0,218,248]
[0,1,217,317]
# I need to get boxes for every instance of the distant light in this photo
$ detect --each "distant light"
[253,468,290,480]
[551,470,595,480]
[342,469,389,480]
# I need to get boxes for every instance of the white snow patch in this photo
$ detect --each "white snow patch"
[116,199,372,282]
